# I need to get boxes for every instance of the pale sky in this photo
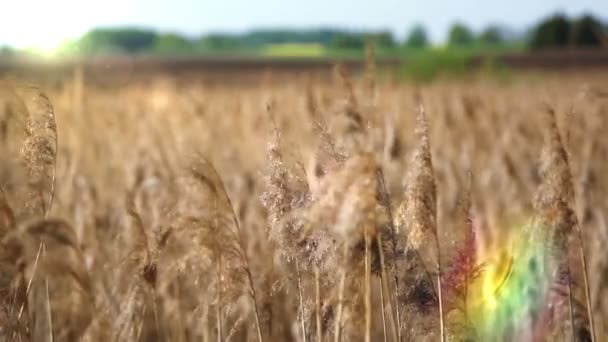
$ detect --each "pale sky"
[2,0,607,50]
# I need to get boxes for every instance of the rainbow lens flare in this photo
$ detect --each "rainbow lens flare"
[464,220,558,340]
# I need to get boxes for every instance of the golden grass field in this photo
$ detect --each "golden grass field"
[1,64,608,341]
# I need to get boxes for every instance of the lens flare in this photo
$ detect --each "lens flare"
[464,220,557,340]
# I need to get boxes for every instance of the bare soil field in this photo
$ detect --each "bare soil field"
[2,49,608,81]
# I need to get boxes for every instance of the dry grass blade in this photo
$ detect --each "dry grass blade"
[396,105,445,341]
[189,156,265,342]
[315,267,322,342]
[574,221,596,342]
[0,82,32,220]
[534,107,595,341]
[0,188,16,237]
[334,265,346,342]
[0,84,57,221]
[365,40,376,99]
[296,261,307,342]
[4,219,93,341]
[364,219,372,342]
[17,87,58,218]
[376,169,401,342]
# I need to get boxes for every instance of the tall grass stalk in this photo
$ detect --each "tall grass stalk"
[376,170,402,341]
[377,235,398,342]
[576,222,596,342]
[334,266,346,342]
[296,261,307,342]
[364,226,372,342]
[315,267,322,342]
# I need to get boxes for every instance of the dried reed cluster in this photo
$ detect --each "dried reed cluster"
[1,65,607,342]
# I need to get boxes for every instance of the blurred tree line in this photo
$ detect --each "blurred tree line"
[51,13,606,57]
[530,14,606,49]
[63,27,400,56]
[405,14,606,50]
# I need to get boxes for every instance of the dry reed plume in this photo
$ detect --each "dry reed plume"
[0,65,607,341]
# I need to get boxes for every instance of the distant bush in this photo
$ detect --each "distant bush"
[330,33,367,50]
[403,48,474,82]
[405,25,429,49]
[570,15,605,47]
[79,28,158,54]
[448,23,475,47]
[197,34,242,51]
[367,31,397,48]
[530,14,571,49]
[330,31,395,50]
[479,26,504,46]
[154,33,194,55]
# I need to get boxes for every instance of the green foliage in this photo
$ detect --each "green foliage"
[403,48,474,82]
[448,23,475,47]
[8,22,530,58]
[479,26,504,46]
[402,47,514,83]
[530,14,571,49]
[197,34,241,51]
[405,25,429,48]
[530,13,605,49]
[57,27,403,57]
[240,29,342,46]
[331,32,366,50]
[330,30,395,50]
[0,46,15,57]
[154,33,194,54]
[570,15,604,47]
[79,28,159,54]
[368,31,396,48]
[263,43,325,57]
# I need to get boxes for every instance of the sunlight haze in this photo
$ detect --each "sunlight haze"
[2,0,607,49]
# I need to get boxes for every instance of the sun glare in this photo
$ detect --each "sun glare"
[2,0,84,56]
[16,31,66,56]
